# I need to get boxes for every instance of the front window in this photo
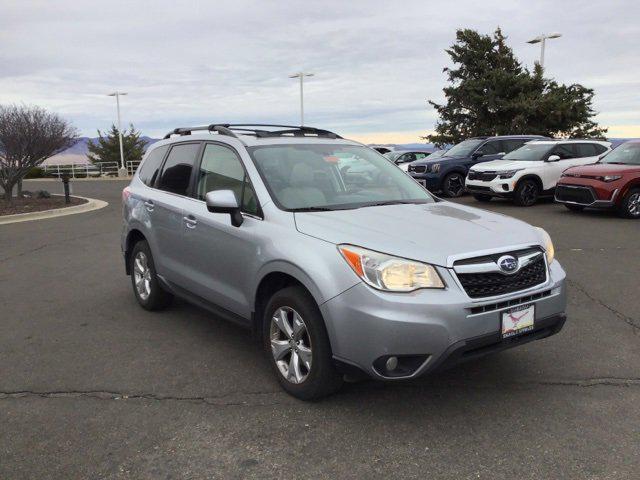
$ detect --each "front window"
[502,143,554,161]
[443,139,485,157]
[249,144,434,211]
[600,143,640,165]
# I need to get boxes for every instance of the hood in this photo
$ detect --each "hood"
[294,202,542,267]
[564,163,640,176]
[471,159,540,171]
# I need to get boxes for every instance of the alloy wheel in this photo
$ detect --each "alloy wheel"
[445,174,464,197]
[628,192,640,216]
[269,306,312,384]
[133,251,152,301]
[521,182,538,205]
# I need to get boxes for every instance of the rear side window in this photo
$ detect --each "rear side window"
[196,144,260,216]
[157,143,200,196]
[594,144,608,155]
[575,143,598,157]
[503,139,527,153]
[138,145,168,187]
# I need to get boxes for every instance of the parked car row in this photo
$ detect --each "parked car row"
[406,136,640,219]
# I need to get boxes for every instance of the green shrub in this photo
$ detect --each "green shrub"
[25,166,45,178]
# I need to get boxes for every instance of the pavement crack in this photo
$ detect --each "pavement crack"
[0,389,289,406]
[567,278,640,334]
[0,231,113,263]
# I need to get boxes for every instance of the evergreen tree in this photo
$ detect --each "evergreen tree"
[427,28,607,146]
[87,124,147,166]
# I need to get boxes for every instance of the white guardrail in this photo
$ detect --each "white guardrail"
[42,160,141,178]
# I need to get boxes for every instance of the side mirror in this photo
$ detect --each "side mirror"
[546,155,560,162]
[205,190,243,227]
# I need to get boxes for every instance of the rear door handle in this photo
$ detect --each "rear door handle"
[144,200,154,211]
[183,215,197,229]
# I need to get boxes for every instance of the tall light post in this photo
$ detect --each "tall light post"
[526,33,562,69]
[289,72,314,125]
[107,91,128,175]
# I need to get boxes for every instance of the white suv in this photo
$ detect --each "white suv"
[465,140,611,206]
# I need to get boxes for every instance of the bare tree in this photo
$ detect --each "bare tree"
[0,104,78,203]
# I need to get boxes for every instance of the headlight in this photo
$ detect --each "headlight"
[338,245,445,292]
[498,169,522,179]
[596,175,622,182]
[432,163,440,173]
[535,227,555,265]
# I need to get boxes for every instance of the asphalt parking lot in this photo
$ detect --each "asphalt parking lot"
[1,179,639,479]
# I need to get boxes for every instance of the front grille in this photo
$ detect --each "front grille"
[468,170,497,181]
[410,165,427,174]
[469,289,552,315]
[456,256,547,299]
[555,185,596,205]
[466,185,491,192]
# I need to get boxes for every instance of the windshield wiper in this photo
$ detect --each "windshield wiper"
[289,206,341,212]
[360,200,424,208]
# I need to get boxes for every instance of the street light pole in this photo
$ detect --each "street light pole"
[289,72,314,125]
[526,33,562,69]
[107,91,128,175]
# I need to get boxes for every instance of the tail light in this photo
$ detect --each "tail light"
[122,186,132,203]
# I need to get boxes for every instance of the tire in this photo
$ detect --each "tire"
[564,204,585,212]
[617,188,640,219]
[473,194,492,202]
[440,172,466,198]
[129,240,173,310]
[263,286,343,400]
[513,179,540,206]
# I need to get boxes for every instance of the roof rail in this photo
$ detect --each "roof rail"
[163,124,341,140]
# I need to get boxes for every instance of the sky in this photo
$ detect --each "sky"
[1,0,639,143]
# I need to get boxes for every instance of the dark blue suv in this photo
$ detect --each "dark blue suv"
[408,135,547,197]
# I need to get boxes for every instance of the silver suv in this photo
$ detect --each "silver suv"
[122,124,567,399]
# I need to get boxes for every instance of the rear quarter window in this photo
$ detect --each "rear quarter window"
[138,145,168,187]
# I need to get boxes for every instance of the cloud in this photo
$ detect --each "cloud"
[1,0,639,140]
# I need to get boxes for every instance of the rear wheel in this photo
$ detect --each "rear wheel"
[617,188,640,219]
[130,240,173,310]
[564,204,585,212]
[263,286,343,400]
[514,179,540,206]
[441,172,466,198]
[473,194,492,202]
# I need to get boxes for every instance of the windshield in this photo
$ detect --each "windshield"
[443,139,485,157]
[600,142,640,165]
[249,144,434,210]
[502,143,553,161]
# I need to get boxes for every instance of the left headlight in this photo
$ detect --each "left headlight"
[498,169,523,179]
[432,163,440,173]
[338,245,445,292]
[535,227,555,265]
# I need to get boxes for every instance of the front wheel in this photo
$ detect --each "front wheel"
[441,172,466,198]
[513,179,540,206]
[263,286,343,400]
[617,188,640,219]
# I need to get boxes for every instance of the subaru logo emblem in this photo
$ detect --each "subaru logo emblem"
[498,255,519,274]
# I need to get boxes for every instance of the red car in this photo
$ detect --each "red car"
[555,140,640,218]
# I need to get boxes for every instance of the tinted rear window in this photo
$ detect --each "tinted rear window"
[157,143,200,196]
[138,145,168,187]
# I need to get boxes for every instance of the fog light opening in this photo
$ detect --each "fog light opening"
[385,356,398,372]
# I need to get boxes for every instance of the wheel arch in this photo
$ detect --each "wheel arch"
[515,174,544,191]
[124,229,147,275]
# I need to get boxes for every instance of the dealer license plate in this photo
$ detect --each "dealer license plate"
[501,304,535,338]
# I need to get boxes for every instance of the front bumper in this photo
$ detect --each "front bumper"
[321,261,567,380]
[409,172,441,191]
[465,177,516,197]
[554,182,620,208]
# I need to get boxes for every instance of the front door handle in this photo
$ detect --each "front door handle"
[183,215,198,229]
[144,200,154,212]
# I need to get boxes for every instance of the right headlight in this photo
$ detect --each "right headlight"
[338,245,445,292]
[498,169,523,179]
[431,163,440,173]
[535,227,555,265]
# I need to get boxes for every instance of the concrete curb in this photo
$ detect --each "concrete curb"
[0,195,109,225]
